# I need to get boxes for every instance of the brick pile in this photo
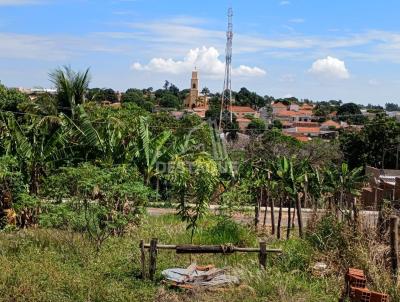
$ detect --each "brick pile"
[342,268,389,302]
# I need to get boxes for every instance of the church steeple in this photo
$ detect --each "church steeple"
[185,70,199,108]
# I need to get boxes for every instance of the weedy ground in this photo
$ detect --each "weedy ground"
[0,213,396,302]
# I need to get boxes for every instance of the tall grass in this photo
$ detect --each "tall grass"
[0,214,364,302]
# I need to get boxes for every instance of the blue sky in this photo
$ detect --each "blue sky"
[1,0,400,104]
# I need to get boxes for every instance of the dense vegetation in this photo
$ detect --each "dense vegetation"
[1,67,399,301]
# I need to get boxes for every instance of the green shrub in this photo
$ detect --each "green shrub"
[306,214,346,251]
[275,238,314,273]
[196,217,256,246]
[39,202,86,232]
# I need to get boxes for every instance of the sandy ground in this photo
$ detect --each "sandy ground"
[147,207,379,229]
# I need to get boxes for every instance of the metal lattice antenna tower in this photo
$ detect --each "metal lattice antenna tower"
[219,7,233,130]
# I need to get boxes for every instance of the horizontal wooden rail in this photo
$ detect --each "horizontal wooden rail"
[139,239,282,280]
[142,243,282,254]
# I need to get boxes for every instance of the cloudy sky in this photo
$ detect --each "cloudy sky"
[1,0,400,104]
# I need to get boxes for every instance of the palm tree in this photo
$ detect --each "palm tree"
[49,66,91,118]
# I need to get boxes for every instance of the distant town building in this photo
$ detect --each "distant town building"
[362,166,400,209]
[17,87,57,100]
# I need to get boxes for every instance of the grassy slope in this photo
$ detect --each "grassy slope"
[0,214,341,302]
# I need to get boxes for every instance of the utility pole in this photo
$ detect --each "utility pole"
[219,8,233,130]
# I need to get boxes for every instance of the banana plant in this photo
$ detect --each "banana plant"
[135,116,172,185]
[1,110,70,194]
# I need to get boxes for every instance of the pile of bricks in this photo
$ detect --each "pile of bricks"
[342,268,389,302]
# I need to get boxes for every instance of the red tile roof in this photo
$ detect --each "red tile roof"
[236,118,252,122]
[272,102,287,108]
[229,106,256,113]
[321,120,340,129]
[296,127,320,133]
[275,110,302,117]
[293,122,319,127]
[301,103,314,110]
[283,132,310,142]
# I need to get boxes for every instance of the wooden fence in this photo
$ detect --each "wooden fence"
[139,238,282,280]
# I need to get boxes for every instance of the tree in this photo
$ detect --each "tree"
[385,103,400,112]
[340,114,400,169]
[201,87,210,96]
[49,66,91,118]
[0,84,29,112]
[246,118,266,136]
[159,93,180,109]
[235,87,265,109]
[337,103,365,125]
[42,163,152,250]
[168,153,219,242]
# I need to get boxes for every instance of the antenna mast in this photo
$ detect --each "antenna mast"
[219,7,233,130]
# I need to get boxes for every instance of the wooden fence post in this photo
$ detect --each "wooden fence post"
[139,240,146,279]
[149,238,158,281]
[390,216,399,283]
[259,241,267,269]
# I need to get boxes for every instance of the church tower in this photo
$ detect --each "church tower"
[185,70,199,108]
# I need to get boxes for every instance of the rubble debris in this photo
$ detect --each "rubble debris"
[162,263,239,289]
[340,267,389,302]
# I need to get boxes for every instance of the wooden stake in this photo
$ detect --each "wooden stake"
[149,238,158,281]
[263,188,268,227]
[270,197,275,235]
[277,199,282,239]
[390,216,399,283]
[296,194,304,238]
[287,198,291,240]
[259,241,267,269]
[139,240,146,279]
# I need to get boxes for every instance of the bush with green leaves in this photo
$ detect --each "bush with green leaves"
[0,156,42,229]
[306,214,346,251]
[42,163,153,250]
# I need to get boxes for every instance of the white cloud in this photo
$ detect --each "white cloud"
[131,46,266,77]
[0,32,132,60]
[280,1,290,5]
[308,56,350,79]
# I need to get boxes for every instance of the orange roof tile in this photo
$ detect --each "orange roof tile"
[301,103,314,110]
[272,102,287,108]
[297,109,313,115]
[293,122,319,127]
[283,132,310,142]
[275,110,302,117]
[321,120,340,128]
[229,106,256,113]
[296,127,320,133]
[236,118,252,122]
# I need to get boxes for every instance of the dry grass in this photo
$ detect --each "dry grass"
[0,213,397,302]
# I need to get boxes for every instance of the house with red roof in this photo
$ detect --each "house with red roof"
[320,120,341,130]
[229,106,259,119]
[271,102,288,114]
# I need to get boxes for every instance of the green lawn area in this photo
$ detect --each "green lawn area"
[0,214,343,302]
